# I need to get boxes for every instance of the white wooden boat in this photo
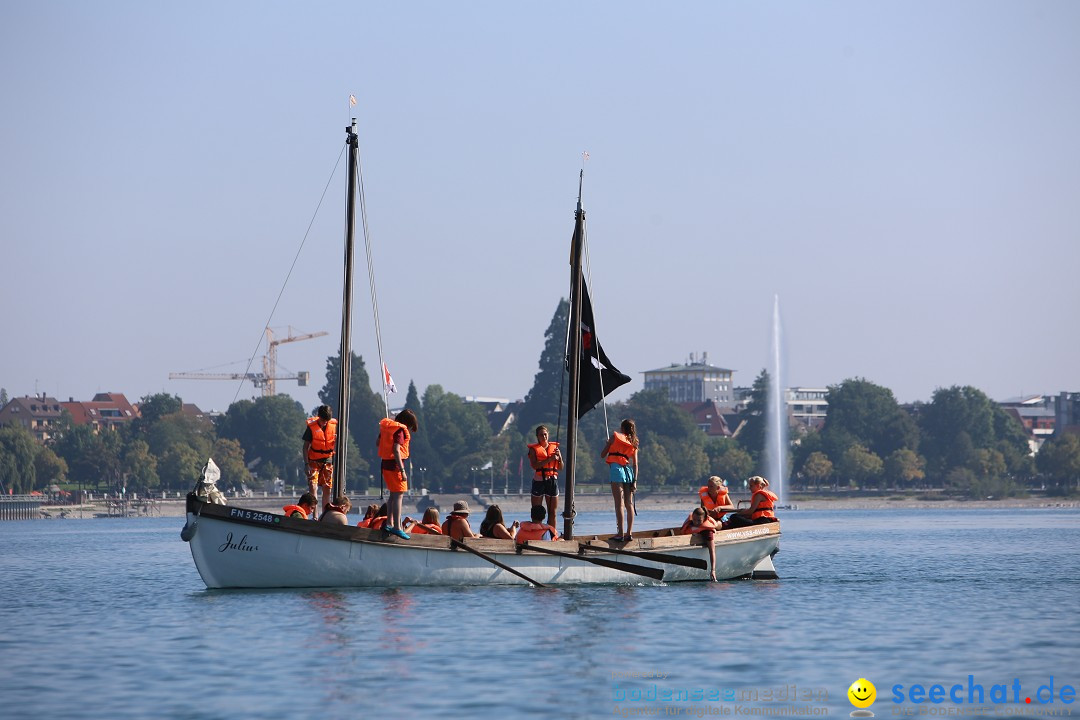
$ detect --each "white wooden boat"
[182,121,781,588]
[184,493,778,587]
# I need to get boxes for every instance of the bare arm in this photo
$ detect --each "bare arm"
[393,443,407,483]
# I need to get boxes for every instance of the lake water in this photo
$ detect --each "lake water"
[1,508,1077,719]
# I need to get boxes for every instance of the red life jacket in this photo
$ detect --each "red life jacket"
[527,441,560,480]
[410,522,443,535]
[369,516,388,530]
[681,515,718,535]
[605,432,636,466]
[306,418,338,462]
[751,489,778,520]
[282,504,310,519]
[517,521,559,541]
[377,418,411,460]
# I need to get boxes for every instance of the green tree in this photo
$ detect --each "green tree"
[34,446,68,488]
[622,389,708,488]
[1036,434,1080,494]
[641,436,676,488]
[403,380,441,488]
[212,437,253,491]
[0,424,37,494]
[837,444,884,488]
[801,451,833,489]
[0,388,8,406]
[131,393,184,433]
[147,413,214,463]
[216,395,306,480]
[705,437,754,485]
[122,439,159,494]
[919,386,1032,483]
[158,445,205,493]
[517,298,570,434]
[421,385,493,489]
[736,370,769,461]
[822,378,919,461]
[883,448,925,489]
[53,424,122,492]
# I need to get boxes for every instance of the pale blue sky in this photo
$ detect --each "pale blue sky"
[2,1,1077,414]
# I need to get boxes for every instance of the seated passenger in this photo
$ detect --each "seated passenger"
[283,492,318,520]
[367,503,389,531]
[320,496,352,525]
[724,476,779,529]
[479,504,519,540]
[356,504,380,528]
[404,507,444,535]
[681,507,718,581]
[441,501,481,540]
[699,475,735,521]
[516,505,560,541]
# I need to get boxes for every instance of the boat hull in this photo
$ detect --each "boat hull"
[183,496,779,589]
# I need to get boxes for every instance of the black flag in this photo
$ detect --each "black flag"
[573,279,631,418]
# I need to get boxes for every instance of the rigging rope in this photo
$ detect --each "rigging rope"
[232,144,347,406]
[354,150,390,419]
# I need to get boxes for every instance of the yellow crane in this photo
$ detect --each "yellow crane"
[170,327,329,397]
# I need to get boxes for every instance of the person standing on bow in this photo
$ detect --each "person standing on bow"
[527,425,563,535]
[302,405,337,517]
[377,409,418,539]
[601,418,640,542]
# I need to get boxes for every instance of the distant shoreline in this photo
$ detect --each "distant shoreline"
[35,491,1079,520]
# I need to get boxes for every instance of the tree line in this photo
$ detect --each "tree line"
[2,301,1078,498]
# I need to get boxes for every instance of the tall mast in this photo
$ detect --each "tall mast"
[563,170,585,540]
[333,120,359,502]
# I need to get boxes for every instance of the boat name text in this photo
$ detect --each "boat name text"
[227,508,279,525]
[725,528,771,541]
[217,532,258,553]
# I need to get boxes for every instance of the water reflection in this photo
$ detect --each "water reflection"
[305,590,350,649]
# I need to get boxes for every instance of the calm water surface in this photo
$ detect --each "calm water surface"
[1,508,1077,719]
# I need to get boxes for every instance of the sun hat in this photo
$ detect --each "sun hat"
[452,500,471,515]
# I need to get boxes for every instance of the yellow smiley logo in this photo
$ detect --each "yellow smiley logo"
[848,678,877,709]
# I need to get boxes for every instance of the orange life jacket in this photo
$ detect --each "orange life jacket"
[681,515,718,535]
[369,516,388,530]
[528,441,560,480]
[377,418,411,461]
[282,504,310,519]
[517,521,559,541]
[605,432,637,466]
[699,486,731,513]
[751,489,778,520]
[306,418,338,462]
[409,522,443,535]
[441,515,472,541]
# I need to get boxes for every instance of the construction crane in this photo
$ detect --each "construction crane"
[170,326,329,397]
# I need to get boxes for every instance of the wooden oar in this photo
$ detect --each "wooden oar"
[519,542,666,581]
[580,543,707,570]
[449,538,546,588]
